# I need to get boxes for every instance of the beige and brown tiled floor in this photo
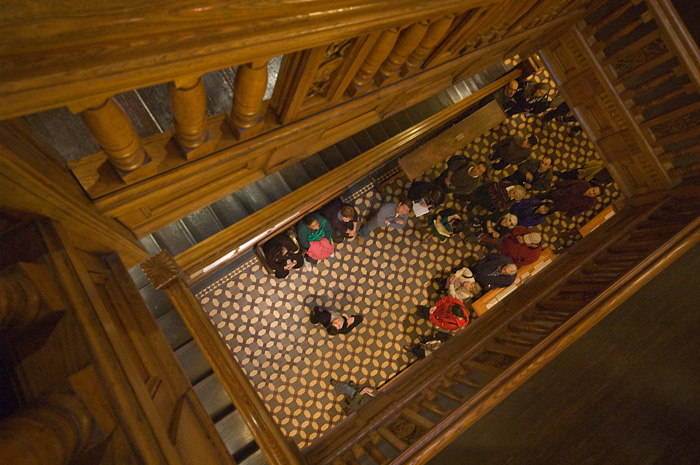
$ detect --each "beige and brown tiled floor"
[197,71,621,448]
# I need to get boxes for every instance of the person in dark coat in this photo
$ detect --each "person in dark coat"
[546,179,601,217]
[470,181,527,213]
[310,305,363,335]
[503,156,554,192]
[407,180,446,210]
[434,156,488,200]
[490,134,539,171]
[472,254,518,290]
[263,231,305,278]
[506,82,551,117]
[321,198,359,243]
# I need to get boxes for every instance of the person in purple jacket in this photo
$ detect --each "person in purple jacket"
[510,198,554,227]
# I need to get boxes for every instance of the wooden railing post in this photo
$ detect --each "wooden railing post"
[402,14,458,75]
[0,393,94,465]
[168,76,212,159]
[348,26,400,96]
[227,60,269,141]
[79,98,149,178]
[0,263,62,335]
[375,20,430,85]
[141,251,306,465]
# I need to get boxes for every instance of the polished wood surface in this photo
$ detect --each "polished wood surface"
[398,96,510,180]
[471,248,556,317]
[174,76,514,284]
[428,235,700,465]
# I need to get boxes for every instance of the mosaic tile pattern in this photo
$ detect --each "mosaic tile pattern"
[198,70,620,448]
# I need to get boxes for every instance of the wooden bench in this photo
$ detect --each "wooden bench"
[398,99,507,181]
[471,247,557,316]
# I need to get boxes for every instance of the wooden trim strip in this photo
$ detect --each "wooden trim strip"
[163,275,305,465]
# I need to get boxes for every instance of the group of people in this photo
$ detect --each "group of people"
[259,76,611,413]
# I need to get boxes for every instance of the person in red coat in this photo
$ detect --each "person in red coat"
[548,178,601,217]
[498,228,542,267]
[417,296,468,331]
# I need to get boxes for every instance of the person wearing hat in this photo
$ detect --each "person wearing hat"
[498,227,543,267]
[445,266,482,301]
[470,180,527,213]
[490,133,539,171]
[471,212,518,245]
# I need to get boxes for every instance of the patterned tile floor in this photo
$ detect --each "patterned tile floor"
[197,70,621,449]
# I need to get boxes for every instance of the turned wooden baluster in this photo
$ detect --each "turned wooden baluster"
[402,14,457,76]
[348,27,400,96]
[228,60,269,141]
[168,75,210,157]
[375,20,429,85]
[80,98,147,174]
[0,393,94,465]
[0,264,49,334]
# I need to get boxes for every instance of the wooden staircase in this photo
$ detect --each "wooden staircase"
[303,188,700,465]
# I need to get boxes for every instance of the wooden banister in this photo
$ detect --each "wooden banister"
[141,251,305,465]
[304,191,700,465]
[173,70,520,284]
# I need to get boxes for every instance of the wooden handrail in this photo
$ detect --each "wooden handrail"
[304,191,700,465]
[646,0,700,95]
[142,251,306,465]
[174,70,520,285]
[0,0,494,120]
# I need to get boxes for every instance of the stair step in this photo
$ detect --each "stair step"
[181,207,225,243]
[333,137,362,161]
[210,195,251,227]
[194,373,234,420]
[216,409,257,456]
[140,284,175,319]
[156,309,192,350]
[175,339,212,385]
[349,131,376,154]
[152,220,197,256]
[378,116,402,138]
[279,162,314,191]
[235,183,273,214]
[255,172,293,202]
[237,448,269,465]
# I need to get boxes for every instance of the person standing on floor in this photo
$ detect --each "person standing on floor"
[297,212,334,261]
[445,266,482,301]
[321,197,359,243]
[329,378,376,413]
[510,198,554,227]
[498,228,542,267]
[434,155,488,201]
[503,156,554,192]
[416,296,469,332]
[357,200,410,244]
[263,230,307,277]
[472,253,518,290]
[310,305,363,335]
[544,178,601,218]
[490,134,538,171]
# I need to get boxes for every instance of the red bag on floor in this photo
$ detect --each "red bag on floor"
[306,238,334,260]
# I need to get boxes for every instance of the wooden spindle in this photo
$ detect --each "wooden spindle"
[228,60,269,141]
[0,265,43,333]
[669,160,700,178]
[349,27,400,95]
[0,393,94,465]
[375,20,429,85]
[169,76,211,157]
[402,14,457,75]
[80,98,147,173]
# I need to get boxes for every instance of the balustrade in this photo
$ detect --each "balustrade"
[0,392,94,465]
[78,98,149,180]
[169,76,212,157]
[402,15,457,76]
[228,60,269,141]
[375,21,430,85]
[349,27,400,96]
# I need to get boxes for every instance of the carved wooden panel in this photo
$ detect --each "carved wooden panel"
[610,37,669,79]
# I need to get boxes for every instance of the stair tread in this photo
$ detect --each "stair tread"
[175,339,212,384]
[216,409,257,456]
[193,373,234,419]
[156,309,192,350]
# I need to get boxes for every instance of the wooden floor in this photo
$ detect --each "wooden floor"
[428,240,700,465]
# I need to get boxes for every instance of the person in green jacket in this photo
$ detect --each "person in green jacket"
[330,378,377,413]
[297,213,333,250]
